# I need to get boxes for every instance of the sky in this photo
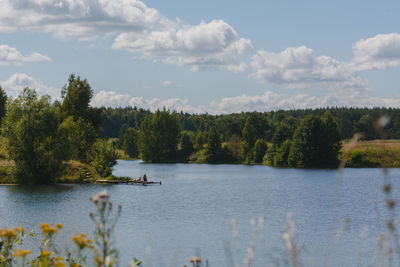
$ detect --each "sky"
[0,0,400,114]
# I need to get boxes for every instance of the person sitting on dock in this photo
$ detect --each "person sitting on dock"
[143,174,147,182]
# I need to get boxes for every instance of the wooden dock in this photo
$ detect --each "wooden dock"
[96,180,162,185]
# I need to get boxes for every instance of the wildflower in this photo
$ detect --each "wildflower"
[41,250,52,257]
[12,249,32,258]
[54,261,67,267]
[91,190,108,203]
[13,227,24,232]
[40,223,50,230]
[54,256,65,261]
[5,229,18,238]
[55,223,64,229]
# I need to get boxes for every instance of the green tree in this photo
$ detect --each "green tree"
[288,114,340,168]
[89,139,118,177]
[273,140,291,167]
[1,88,66,184]
[242,116,257,149]
[354,114,375,140]
[194,131,207,150]
[61,74,101,131]
[272,122,294,147]
[206,127,223,163]
[321,111,341,165]
[180,133,194,160]
[122,127,139,158]
[241,116,256,162]
[118,123,129,148]
[253,139,268,163]
[0,86,7,125]
[139,109,179,162]
[338,111,353,139]
[58,116,98,162]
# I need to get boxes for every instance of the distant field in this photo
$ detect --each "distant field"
[341,139,400,168]
[342,139,400,151]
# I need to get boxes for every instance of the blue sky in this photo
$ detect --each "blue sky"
[0,0,400,113]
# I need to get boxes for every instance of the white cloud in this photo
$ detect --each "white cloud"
[112,19,253,71]
[0,0,171,40]
[210,90,400,114]
[0,73,58,98]
[250,46,368,91]
[0,0,251,71]
[92,89,400,115]
[351,33,400,71]
[90,90,130,107]
[250,33,400,91]
[0,44,51,65]
[91,90,205,113]
[162,80,172,87]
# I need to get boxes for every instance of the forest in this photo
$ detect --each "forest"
[1,74,399,185]
[102,105,400,167]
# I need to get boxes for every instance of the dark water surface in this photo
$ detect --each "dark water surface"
[1,160,400,266]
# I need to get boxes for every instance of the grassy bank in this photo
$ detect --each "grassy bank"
[341,139,400,168]
[0,160,104,184]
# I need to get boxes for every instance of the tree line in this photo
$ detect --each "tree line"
[1,74,398,184]
[108,106,399,166]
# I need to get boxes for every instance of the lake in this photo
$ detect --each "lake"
[1,160,400,266]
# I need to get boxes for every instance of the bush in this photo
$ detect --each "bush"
[89,140,118,177]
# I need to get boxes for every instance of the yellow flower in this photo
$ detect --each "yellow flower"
[5,229,17,238]
[12,249,32,258]
[55,224,64,229]
[41,250,52,257]
[46,227,58,234]
[54,256,65,261]
[40,223,50,229]
[54,261,67,267]
[13,227,24,232]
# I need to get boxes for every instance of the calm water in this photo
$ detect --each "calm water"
[1,160,400,266]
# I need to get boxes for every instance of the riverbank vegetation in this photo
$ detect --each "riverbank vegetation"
[1,74,400,185]
[103,104,400,167]
[0,75,118,185]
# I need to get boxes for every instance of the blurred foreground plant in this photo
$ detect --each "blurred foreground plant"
[0,190,143,267]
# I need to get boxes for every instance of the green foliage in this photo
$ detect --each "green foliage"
[346,150,380,167]
[242,116,257,150]
[206,127,223,163]
[288,113,340,168]
[274,140,291,167]
[89,140,118,177]
[61,74,101,132]
[354,114,376,140]
[58,116,98,162]
[122,127,139,158]
[272,122,294,147]
[0,86,7,125]
[139,109,179,162]
[1,88,66,184]
[180,133,194,160]
[194,131,207,151]
[225,135,243,162]
[253,139,268,163]
[265,144,276,165]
